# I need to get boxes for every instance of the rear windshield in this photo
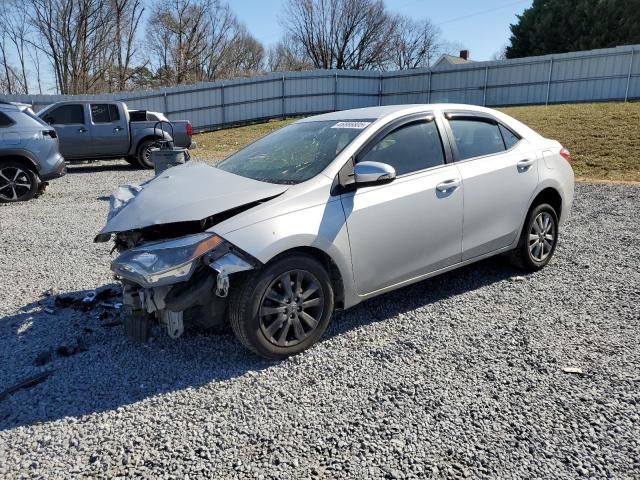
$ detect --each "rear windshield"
[216,120,371,184]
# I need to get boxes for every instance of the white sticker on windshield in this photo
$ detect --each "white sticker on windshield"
[331,121,371,129]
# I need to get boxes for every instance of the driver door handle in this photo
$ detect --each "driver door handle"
[114,126,123,132]
[436,178,461,192]
[78,127,87,133]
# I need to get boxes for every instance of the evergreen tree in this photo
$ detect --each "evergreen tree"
[506,0,640,58]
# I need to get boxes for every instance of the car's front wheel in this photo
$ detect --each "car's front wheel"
[228,253,334,359]
[511,203,559,271]
[0,161,40,203]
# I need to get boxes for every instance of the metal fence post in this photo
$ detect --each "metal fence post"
[334,72,338,111]
[483,66,489,106]
[282,75,286,117]
[427,71,432,104]
[625,49,635,102]
[545,57,554,105]
[220,84,225,125]
[378,71,382,106]
[163,89,168,115]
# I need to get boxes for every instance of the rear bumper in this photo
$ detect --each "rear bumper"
[40,154,66,181]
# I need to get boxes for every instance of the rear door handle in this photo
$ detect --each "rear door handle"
[436,178,461,192]
[78,128,87,133]
[517,158,535,168]
[114,127,123,132]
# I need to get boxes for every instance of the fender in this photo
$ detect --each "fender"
[0,149,40,171]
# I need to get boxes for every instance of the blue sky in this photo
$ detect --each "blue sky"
[18,0,534,93]
[231,0,534,61]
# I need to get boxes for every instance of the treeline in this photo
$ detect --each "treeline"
[506,0,640,59]
[0,0,460,95]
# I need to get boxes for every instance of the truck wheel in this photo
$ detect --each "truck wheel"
[0,161,40,203]
[228,253,334,359]
[136,139,160,169]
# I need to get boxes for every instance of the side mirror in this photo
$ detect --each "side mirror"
[354,161,396,186]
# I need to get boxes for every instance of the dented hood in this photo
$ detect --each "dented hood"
[99,162,288,234]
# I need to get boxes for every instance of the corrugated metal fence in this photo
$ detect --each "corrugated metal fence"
[2,44,639,131]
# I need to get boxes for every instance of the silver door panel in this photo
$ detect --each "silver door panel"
[341,165,463,295]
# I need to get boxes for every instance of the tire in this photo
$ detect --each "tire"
[228,253,334,359]
[510,203,559,271]
[136,139,160,169]
[0,161,40,203]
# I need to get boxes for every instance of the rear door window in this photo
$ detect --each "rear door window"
[90,104,120,123]
[498,124,521,149]
[359,120,445,175]
[448,118,506,160]
[46,105,84,125]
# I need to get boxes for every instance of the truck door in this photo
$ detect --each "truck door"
[89,103,129,157]
[42,104,92,159]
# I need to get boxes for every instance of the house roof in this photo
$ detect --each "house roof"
[433,54,473,69]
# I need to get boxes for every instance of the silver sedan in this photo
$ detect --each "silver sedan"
[97,104,575,358]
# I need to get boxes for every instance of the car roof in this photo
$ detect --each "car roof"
[298,103,542,140]
[0,100,27,112]
[298,103,500,122]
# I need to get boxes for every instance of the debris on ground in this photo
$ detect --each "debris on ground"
[0,371,53,402]
[54,286,121,312]
[33,350,53,367]
[562,367,584,374]
[82,291,97,304]
[99,301,122,310]
[55,337,88,358]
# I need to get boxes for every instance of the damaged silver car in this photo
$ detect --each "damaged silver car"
[97,104,574,359]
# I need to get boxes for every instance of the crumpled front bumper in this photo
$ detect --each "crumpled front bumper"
[117,245,256,342]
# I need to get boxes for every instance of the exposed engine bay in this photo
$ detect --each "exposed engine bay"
[95,162,286,341]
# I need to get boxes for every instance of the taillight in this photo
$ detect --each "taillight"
[559,147,571,163]
[186,123,192,137]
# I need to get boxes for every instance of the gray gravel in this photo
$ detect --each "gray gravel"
[0,160,639,479]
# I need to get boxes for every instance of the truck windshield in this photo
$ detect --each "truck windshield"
[216,120,371,184]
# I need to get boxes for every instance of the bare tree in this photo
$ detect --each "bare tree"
[147,0,265,85]
[0,0,32,94]
[388,16,441,70]
[218,30,265,78]
[148,0,219,85]
[199,0,241,81]
[491,43,508,61]
[26,0,115,94]
[281,0,396,70]
[267,35,314,72]
[111,0,145,91]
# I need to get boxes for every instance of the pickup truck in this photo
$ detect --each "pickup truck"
[38,101,195,169]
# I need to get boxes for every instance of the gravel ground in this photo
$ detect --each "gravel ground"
[0,160,639,479]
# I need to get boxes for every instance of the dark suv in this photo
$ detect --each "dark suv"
[0,101,65,202]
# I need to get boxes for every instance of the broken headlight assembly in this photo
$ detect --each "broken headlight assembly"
[111,233,224,288]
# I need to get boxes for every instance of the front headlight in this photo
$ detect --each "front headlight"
[111,233,223,287]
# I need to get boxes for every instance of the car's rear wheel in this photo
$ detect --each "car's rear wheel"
[228,253,334,359]
[136,139,160,169]
[0,161,39,203]
[511,203,559,271]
